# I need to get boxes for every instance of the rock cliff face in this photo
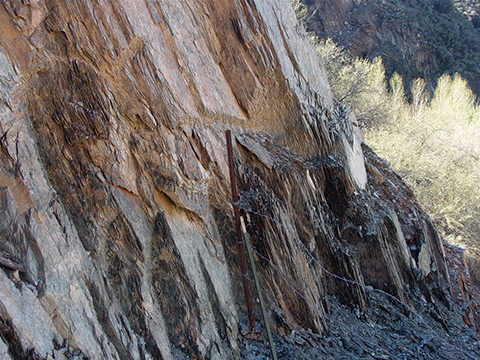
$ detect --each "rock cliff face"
[0,1,450,359]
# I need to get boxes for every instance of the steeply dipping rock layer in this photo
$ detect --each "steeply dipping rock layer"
[0,1,448,359]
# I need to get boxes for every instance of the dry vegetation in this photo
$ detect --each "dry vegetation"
[313,37,480,281]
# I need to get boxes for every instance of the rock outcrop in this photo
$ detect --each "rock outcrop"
[0,0,450,359]
[302,0,480,96]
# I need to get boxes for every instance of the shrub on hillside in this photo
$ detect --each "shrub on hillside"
[312,38,395,127]
[314,35,480,281]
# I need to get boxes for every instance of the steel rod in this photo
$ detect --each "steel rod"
[241,217,278,360]
[226,130,256,334]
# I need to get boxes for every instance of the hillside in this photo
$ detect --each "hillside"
[300,0,480,97]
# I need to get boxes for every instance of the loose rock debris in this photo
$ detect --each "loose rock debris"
[239,295,480,359]
[236,242,480,360]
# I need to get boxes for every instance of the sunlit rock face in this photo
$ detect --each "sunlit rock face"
[0,0,447,359]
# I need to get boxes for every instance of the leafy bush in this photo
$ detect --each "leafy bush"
[313,34,480,280]
[291,0,480,280]
[312,38,395,126]
[367,73,480,243]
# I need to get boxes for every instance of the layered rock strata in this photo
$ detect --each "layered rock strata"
[0,0,448,359]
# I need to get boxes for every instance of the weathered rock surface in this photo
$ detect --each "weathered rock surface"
[0,0,457,359]
[302,0,480,95]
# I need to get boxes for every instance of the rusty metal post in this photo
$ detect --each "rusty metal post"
[241,217,278,359]
[226,130,256,335]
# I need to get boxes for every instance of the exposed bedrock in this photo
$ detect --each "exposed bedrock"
[0,0,448,359]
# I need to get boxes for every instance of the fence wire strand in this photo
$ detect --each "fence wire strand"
[234,199,478,360]
[236,202,423,318]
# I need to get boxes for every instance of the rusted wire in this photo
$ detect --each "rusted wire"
[235,199,478,360]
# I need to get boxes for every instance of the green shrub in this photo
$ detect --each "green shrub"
[312,38,395,126]
[314,35,480,279]
[292,0,480,279]
[367,73,480,255]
